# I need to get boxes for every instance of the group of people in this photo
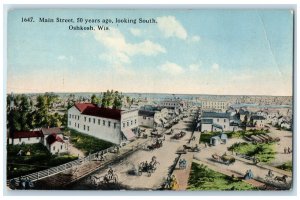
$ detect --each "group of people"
[10,176,34,190]
[16,149,31,156]
[244,169,254,180]
[284,147,292,154]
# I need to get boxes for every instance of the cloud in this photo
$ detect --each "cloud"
[211,63,220,71]
[160,61,184,75]
[189,63,201,71]
[129,28,141,36]
[157,16,187,40]
[94,27,166,65]
[190,35,200,42]
[57,55,67,60]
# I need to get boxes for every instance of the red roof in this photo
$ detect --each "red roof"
[75,103,96,112]
[74,103,122,120]
[46,133,64,145]
[11,131,43,139]
[41,127,63,135]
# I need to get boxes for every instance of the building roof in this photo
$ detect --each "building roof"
[74,103,122,120]
[251,115,266,120]
[46,133,64,145]
[202,112,229,119]
[239,109,249,115]
[212,123,223,129]
[138,110,155,117]
[201,119,213,124]
[11,131,43,139]
[75,103,97,112]
[41,127,63,135]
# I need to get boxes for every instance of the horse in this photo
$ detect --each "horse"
[274,175,288,184]
[90,175,105,186]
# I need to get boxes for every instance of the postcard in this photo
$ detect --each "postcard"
[5,8,294,192]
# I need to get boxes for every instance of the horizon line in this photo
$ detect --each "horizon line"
[6,90,293,97]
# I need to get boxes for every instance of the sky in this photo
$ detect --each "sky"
[7,9,294,96]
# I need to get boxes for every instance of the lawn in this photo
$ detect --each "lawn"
[7,143,78,179]
[228,142,275,163]
[66,128,114,155]
[276,161,292,172]
[187,162,257,191]
[199,129,270,143]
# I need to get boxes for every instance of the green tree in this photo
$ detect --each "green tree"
[91,94,100,104]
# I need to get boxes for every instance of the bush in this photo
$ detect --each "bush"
[276,161,292,172]
[228,142,275,163]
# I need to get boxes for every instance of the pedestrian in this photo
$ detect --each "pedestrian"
[284,147,287,154]
[95,152,99,161]
[288,147,291,154]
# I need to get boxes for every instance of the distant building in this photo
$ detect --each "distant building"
[160,98,182,110]
[46,133,68,154]
[67,103,138,144]
[250,115,266,128]
[138,110,155,128]
[9,131,44,145]
[201,100,228,112]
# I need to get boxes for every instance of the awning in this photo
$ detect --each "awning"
[122,129,135,141]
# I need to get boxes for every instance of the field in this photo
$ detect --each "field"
[66,128,114,155]
[7,143,77,179]
[187,162,257,191]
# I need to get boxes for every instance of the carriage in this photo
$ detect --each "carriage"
[171,131,186,140]
[165,129,174,135]
[178,159,187,169]
[183,144,200,152]
[91,171,118,186]
[150,131,163,138]
[147,139,163,150]
[211,153,235,165]
[138,156,159,177]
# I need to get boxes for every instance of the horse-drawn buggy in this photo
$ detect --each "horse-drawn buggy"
[138,156,160,177]
[211,153,235,165]
[171,131,186,140]
[147,139,163,150]
[165,129,174,135]
[178,158,187,169]
[91,168,118,186]
[183,144,200,152]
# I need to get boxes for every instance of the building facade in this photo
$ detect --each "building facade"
[67,103,138,144]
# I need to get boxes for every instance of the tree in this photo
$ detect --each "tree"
[34,95,49,128]
[91,94,100,104]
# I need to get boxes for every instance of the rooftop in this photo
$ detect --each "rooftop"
[74,103,122,120]
[11,131,43,139]
[202,112,230,119]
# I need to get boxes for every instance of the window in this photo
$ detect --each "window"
[84,125,86,130]
[135,119,137,124]
[53,146,55,151]
[28,138,30,141]
[127,122,129,126]
[148,117,151,120]
[89,118,91,123]
[114,123,116,129]
[98,119,100,125]
[19,138,21,142]
[78,116,80,120]
[103,120,106,126]
[224,119,226,122]
[131,121,133,125]
[108,121,111,127]
[84,117,86,122]
[61,145,63,150]
[78,124,79,128]
[123,123,125,128]
[69,114,71,118]
[93,118,95,124]
[87,126,90,131]
[75,122,76,127]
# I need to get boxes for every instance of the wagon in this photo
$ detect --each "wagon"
[211,153,235,165]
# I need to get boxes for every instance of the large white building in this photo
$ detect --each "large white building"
[67,103,138,144]
[200,112,239,132]
[160,98,182,109]
[201,100,228,112]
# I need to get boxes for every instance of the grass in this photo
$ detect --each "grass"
[7,143,78,179]
[228,142,275,163]
[187,162,257,191]
[276,161,292,172]
[199,129,270,143]
[66,128,114,155]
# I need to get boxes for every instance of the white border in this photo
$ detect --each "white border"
[1,1,299,200]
